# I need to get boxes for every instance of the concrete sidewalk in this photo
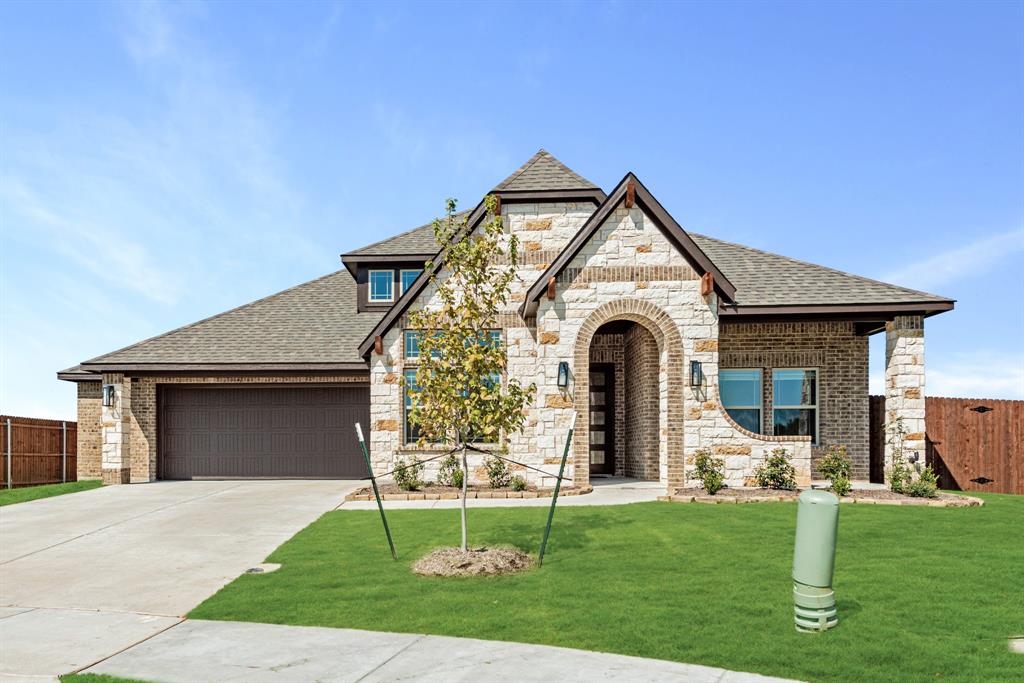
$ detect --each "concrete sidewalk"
[0,480,356,680]
[339,476,663,510]
[85,618,799,683]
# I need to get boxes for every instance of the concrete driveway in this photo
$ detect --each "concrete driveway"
[0,480,356,679]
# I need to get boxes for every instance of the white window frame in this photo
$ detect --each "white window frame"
[403,368,419,444]
[720,368,763,434]
[399,269,421,295]
[368,269,394,303]
[403,330,420,360]
[772,367,819,444]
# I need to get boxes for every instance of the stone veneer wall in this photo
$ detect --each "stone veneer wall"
[76,382,103,480]
[367,200,813,489]
[623,323,659,479]
[84,374,368,483]
[589,332,625,476]
[718,321,870,480]
[370,201,596,485]
[884,315,926,477]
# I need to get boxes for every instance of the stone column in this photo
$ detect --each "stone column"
[884,315,926,479]
[101,373,132,484]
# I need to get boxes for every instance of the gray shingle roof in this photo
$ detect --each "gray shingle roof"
[690,233,951,307]
[344,211,470,257]
[493,149,599,192]
[83,271,381,366]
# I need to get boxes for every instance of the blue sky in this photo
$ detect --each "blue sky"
[1,0,1022,419]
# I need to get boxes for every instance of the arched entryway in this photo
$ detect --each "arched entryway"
[572,299,685,488]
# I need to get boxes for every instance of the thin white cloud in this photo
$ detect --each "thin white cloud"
[869,352,1024,400]
[881,228,1024,292]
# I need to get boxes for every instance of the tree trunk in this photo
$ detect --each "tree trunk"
[460,445,469,551]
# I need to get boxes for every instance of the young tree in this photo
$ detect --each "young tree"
[406,195,535,551]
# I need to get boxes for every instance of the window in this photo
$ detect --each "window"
[400,269,422,294]
[773,369,818,442]
[404,331,421,359]
[720,369,762,433]
[368,270,394,302]
[404,369,421,443]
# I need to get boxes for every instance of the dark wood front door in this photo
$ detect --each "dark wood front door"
[158,385,370,480]
[589,364,615,475]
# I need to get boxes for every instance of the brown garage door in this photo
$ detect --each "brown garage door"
[159,385,369,480]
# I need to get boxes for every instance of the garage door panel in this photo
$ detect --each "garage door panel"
[159,385,369,479]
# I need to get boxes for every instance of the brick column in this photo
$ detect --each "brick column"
[884,315,925,479]
[101,373,132,484]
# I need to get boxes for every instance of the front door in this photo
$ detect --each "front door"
[589,363,615,475]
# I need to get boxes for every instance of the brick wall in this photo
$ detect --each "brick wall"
[83,374,367,483]
[623,323,659,479]
[718,321,870,480]
[76,382,102,480]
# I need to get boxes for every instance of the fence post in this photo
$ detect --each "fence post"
[62,421,67,483]
[5,418,11,489]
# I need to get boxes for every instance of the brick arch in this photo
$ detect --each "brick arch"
[572,299,685,488]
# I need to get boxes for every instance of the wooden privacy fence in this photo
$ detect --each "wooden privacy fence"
[869,396,1023,495]
[1,415,77,488]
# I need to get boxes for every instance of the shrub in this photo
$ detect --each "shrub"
[754,447,797,490]
[906,465,939,498]
[818,445,852,496]
[393,456,424,491]
[693,449,725,495]
[830,474,852,497]
[484,454,511,488]
[510,475,527,491]
[437,454,461,487]
[888,453,911,494]
[886,417,911,494]
[451,468,464,490]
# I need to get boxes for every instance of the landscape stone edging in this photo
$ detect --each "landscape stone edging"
[656,493,984,508]
[346,485,594,502]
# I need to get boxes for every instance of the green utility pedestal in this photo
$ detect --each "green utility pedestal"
[792,489,839,632]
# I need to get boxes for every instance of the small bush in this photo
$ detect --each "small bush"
[818,445,852,496]
[754,447,797,490]
[831,474,852,497]
[451,468,464,490]
[693,449,725,495]
[393,456,424,491]
[888,453,911,494]
[437,454,461,487]
[510,475,527,491]
[906,465,939,498]
[484,454,511,488]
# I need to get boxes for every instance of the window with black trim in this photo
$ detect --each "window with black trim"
[368,269,394,302]
[720,368,762,433]
[772,368,818,442]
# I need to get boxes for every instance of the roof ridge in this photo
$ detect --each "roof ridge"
[689,232,952,302]
[82,270,348,365]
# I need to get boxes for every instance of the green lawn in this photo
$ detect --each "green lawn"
[190,494,1023,682]
[0,480,101,506]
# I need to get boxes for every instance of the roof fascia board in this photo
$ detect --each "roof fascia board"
[493,188,607,204]
[718,301,955,317]
[357,199,489,357]
[78,362,370,373]
[520,173,736,317]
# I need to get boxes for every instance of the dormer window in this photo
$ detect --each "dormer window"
[368,269,394,302]
[400,269,422,295]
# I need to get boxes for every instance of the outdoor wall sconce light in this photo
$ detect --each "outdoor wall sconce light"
[690,360,703,388]
[557,361,570,390]
[102,384,115,408]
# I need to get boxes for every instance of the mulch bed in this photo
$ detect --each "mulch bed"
[412,546,535,577]
[661,487,983,507]
[346,483,592,501]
